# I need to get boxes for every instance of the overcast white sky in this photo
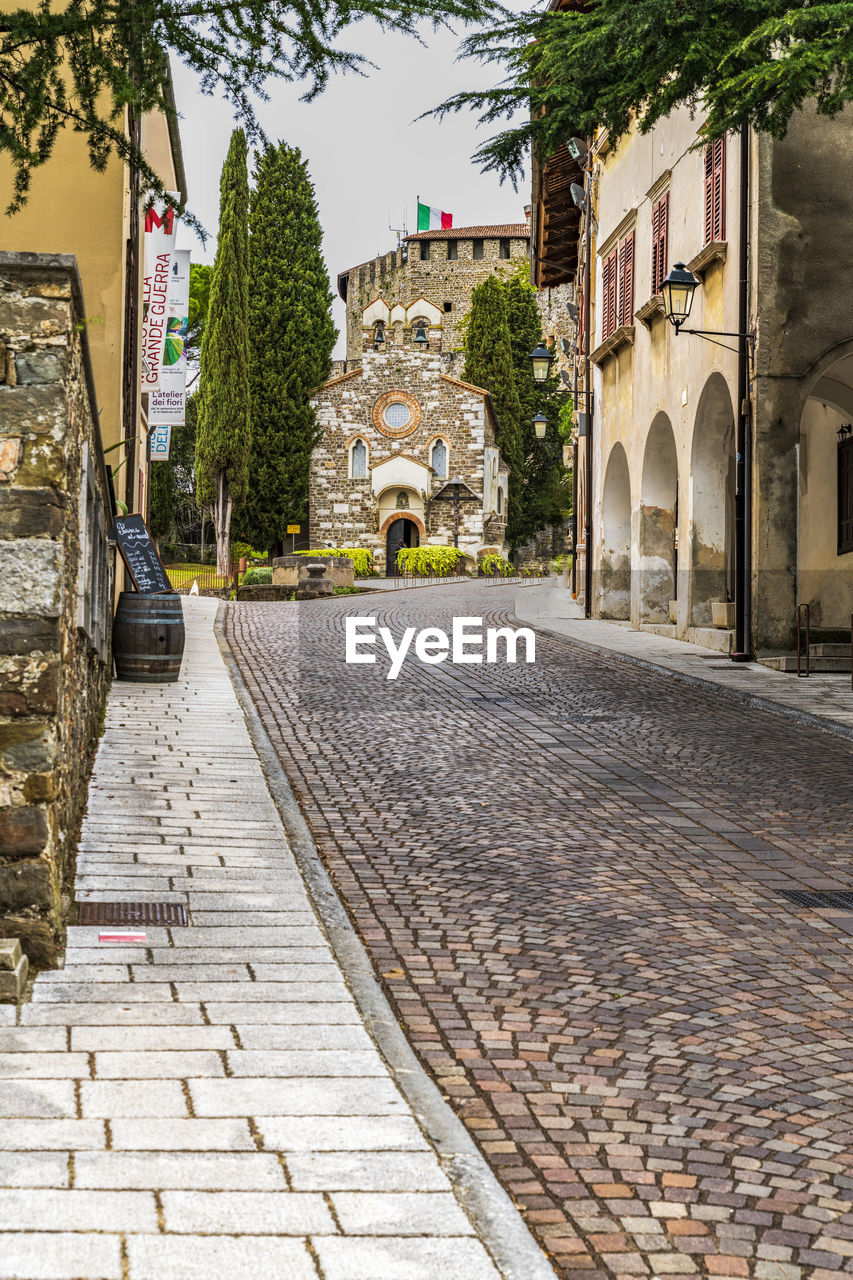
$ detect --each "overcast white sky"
[171,21,528,356]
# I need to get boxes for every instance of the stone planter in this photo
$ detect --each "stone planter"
[711,601,735,628]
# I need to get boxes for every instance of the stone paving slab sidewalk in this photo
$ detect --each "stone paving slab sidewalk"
[516,580,853,735]
[0,597,555,1280]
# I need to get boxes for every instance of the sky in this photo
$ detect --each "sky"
[171,21,528,357]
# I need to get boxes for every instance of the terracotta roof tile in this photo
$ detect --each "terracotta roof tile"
[406,224,530,241]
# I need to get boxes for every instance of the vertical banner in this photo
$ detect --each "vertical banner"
[149,424,172,460]
[149,249,190,424]
[140,194,179,394]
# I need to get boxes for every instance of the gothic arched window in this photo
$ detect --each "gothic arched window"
[350,439,368,479]
[497,486,504,514]
[431,439,448,478]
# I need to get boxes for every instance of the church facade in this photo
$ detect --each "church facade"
[308,224,530,572]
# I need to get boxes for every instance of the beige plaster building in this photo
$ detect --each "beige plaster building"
[535,98,853,659]
[0,65,186,522]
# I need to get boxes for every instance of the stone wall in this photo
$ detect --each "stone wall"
[0,252,113,966]
[342,231,531,366]
[310,347,506,569]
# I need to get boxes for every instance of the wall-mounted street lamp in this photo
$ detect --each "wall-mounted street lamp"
[661,262,754,350]
[529,344,593,419]
[530,343,553,384]
[533,412,548,440]
[837,423,852,441]
[567,137,587,163]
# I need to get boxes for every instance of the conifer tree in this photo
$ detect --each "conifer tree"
[463,276,525,544]
[0,0,494,221]
[241,143,336,556]
[503,273,570,544]
[195,129,251,575]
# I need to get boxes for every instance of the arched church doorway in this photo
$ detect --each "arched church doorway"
[386,517,420,575]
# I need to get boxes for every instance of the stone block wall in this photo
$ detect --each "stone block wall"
[343,232,531,365]
[310,348,503,568]
[0,252,113,966]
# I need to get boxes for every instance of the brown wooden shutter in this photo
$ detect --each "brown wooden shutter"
[704,139,726,243]
[651,194,669,295]
[602,251,617,340]
[618,232,634,328]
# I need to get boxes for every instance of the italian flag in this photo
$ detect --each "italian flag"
[417,201,453,231]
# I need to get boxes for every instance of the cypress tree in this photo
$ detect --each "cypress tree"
[195,129,251,575]
[241,143,336,555]
[462,276,525,543]
[503,272,570,544]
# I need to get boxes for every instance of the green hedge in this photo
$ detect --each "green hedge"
[396,545,467,576]
[479,552,513,577]
[293,548,374,578]
[241,566,273,585]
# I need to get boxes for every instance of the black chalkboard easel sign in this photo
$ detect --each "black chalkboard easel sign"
[112,515,174,595]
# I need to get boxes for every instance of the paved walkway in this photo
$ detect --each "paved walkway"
[517,580,853,735]
[0,597,550,1280]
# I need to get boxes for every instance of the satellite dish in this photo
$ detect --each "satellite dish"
[561,371,572,387]
[560,338,572,355]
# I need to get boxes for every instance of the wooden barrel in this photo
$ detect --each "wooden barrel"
[113,592,185,683]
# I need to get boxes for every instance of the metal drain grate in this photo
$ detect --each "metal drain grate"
[77,901,188,926]
[778,890,853,910]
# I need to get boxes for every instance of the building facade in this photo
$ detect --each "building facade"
[310,225,534,568]
[535,100,853,658]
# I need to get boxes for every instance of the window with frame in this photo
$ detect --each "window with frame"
[472,238,484,260]
[448,240,458,261]
[499,238,511,259]
[602,231,635,340]
[651,193,669,296]
[421,240,430,261]
[431,438,448,478]
[350,438,368,479]
[839,435,853,554]
[704,138,726,243]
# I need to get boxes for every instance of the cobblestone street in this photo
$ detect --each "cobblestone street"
[227,582,853,1280]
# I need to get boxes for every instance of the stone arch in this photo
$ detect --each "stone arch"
[639,413,678,623]
[690,373,736,626]
[798,350,853,632]
[599,442,631,619]
[378,509,426,538]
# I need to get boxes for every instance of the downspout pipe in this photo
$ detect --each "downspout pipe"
[732,122,752,660]
[583,164,593,618]
[571,364,579,596]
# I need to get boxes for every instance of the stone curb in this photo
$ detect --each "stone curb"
[213,604,558,1280]
[516,606,853,745]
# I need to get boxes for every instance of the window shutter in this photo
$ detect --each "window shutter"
[705,140,726,243]
[652,194,669,295]
[704,143,715,244]
[713,138,726,240]
[602,251,618,341]
[840,437,853,555]
[618,232,634,328]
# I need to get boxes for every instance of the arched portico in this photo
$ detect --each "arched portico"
[599,443,631,618]
[690,373,736,627]
[639,414,678,624]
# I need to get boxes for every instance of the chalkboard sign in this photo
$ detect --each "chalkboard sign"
[112,515,173,595]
